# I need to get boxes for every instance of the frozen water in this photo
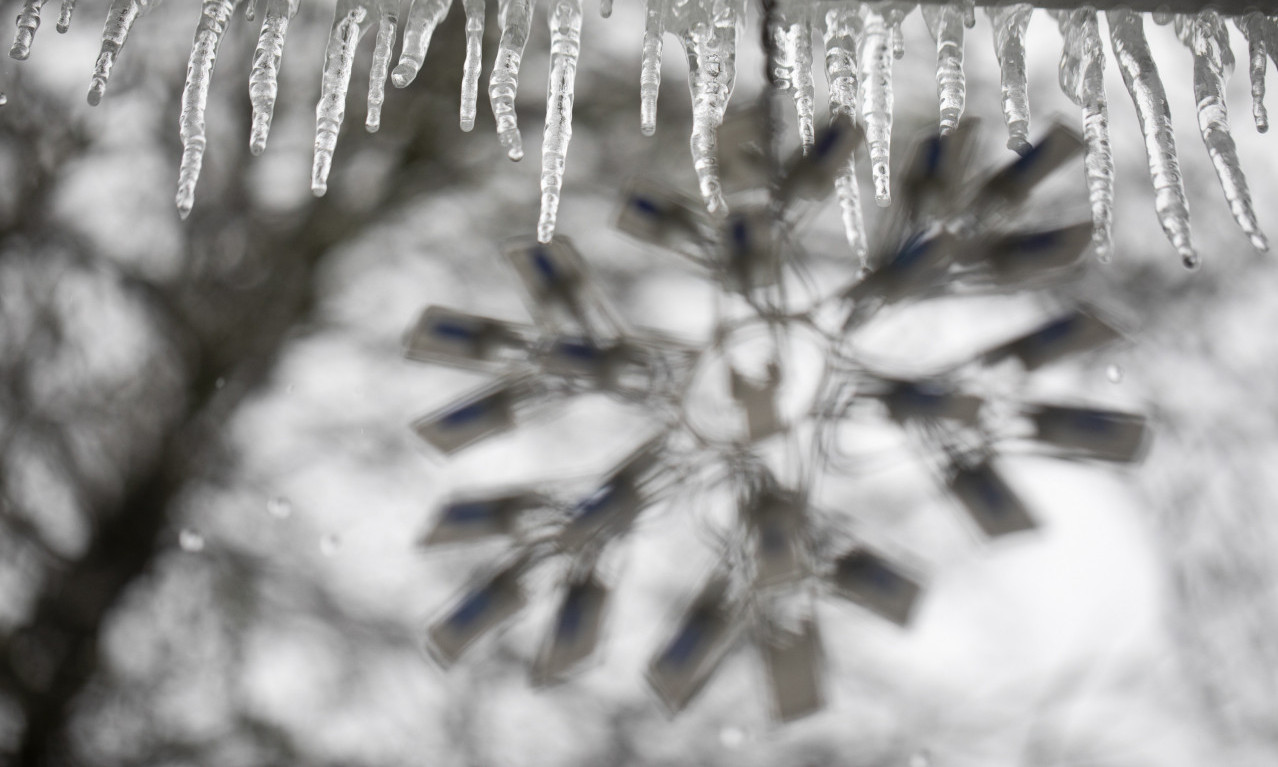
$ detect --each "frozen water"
[674,0,740,217]
[312,0,373,196]
[393,0,452,88]
[923,2,967,136]
[88,0,164,106]
[640,0,665,136]
[490,0,533,160]
[176,0,237,219]
[460,0,485,131]
[1054,8,1113,260]
[823,4,866,262]
[249,0,299,155]
[860,6,893,206]
[536,0,584,242]
[987,4,1033,155]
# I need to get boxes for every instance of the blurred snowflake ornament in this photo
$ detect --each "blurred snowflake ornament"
[403,112,1149,722]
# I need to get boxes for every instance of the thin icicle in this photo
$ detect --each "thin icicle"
[536,0,583,242]
[823,3,866,263]
[244,0,256,21]
[460,0,485,131]
[1177,12,1267,252]
[1054,8,1113,260]
[489,0,531,159]
[675,0,739,216]
[248,0,298,155]
[366,0,398,132]
[10,0,50,60]
[1236,13,1268,133]
[882,2,913,61]
[1108,9,1196,267]
[87,0,161,105]
[987,4,1032,155]
[773,4,815,151]
[176,0,237,219]
[922,3,966,136]
[639,0,665,136]
[392,0,452,88]
[860,6,892,206]
[312,0,371,196]
[57,0,76,32]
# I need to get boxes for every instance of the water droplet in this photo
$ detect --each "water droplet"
[267,496,293,519]
[0,93,8,107]
[1106,364,1123,383]
[719,726,744,749]
[320,534,341,556]
[179,528,205,552]
[215,377,226,389]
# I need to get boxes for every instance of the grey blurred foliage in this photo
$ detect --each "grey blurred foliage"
[0,5,1277,767]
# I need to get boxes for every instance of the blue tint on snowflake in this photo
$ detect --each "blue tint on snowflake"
[532,248,558,283]
[557,586,587,640]
[449,588,493,628]
[661,614,707,667]
[575,483,618,520]
[433,320,478,341]
[441,401,491,427]
[632,195,662,217]
[558,338,603,360]
[445,501,496,524]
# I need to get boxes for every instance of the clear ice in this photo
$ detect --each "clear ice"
[822,3,866,262]
[1236,13,1269,132]
[536,0,584,243]
[249,0,299,155]
[312,0,374,196]
[987,4,1032,155]
[460,0,485,131]
[922,2,967,136]
[640,0,665,136]
[366,0,399,132]
[393,0,453,88]
[1177,12,1267,252]
[176,0,237,219]
[774,2,816,151]
[57,0,76,33]
[675,0,740,217]
[1054,8,1113,260]
[860,5,893,206]
[1108,9,1197,268]
[490,0,533,159]
[88,0,163,106]
[10,0,49,60]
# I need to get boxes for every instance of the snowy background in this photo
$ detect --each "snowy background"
[2,2,1278,766]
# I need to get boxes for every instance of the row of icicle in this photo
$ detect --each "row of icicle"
[4,0,1276,263]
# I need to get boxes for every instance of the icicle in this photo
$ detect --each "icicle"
[366,0,398,132]
[244,0,255,21]
[882,2,913,61]
[1236,14,1268,133]
[1177,12,1267,252]
[774,4,815,151]
[87,0,161,105]
[536,0,583,242]
[822,4,866,263]
[1054,8,1113,260]
[860,6,892,206]
[987,4,1032,155]
[392,0,453,88]
[922,3,966,136]
[599,0,611,17]
[489,0,532,159]
[312,0,371,196]
[248,0,298,155]
[57,0,76,32]
[675,0,739,216]
[459,0,485,131]
[175,0,236,219]
[1108,9,1197,267]
[640,0,664,136]
[10,0,49,60]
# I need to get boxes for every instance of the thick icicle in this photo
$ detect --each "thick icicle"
[312,0,371,196]
[1177,12,1267,252]
[10,0,49,60]
[175,0,237,219]
[1108,9,1196,267]
[860,6,892,206]
[1054,8,1113,260]
[489,0,532,159]
[987,4,1032,155]
[536,0,583,242]
[366,0,398,132]
[393,0,453,88]
[773,3,815,151]
[675,0,739,216]
[1236,13,1268,133]
[640,0,664,136]
[823,3,866,262]
[57,0,76,32]
[922,2,966,136]
[459,0,485,131]
[87,0,162,105]
[882,2,913,61]
[248,0,298,155]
